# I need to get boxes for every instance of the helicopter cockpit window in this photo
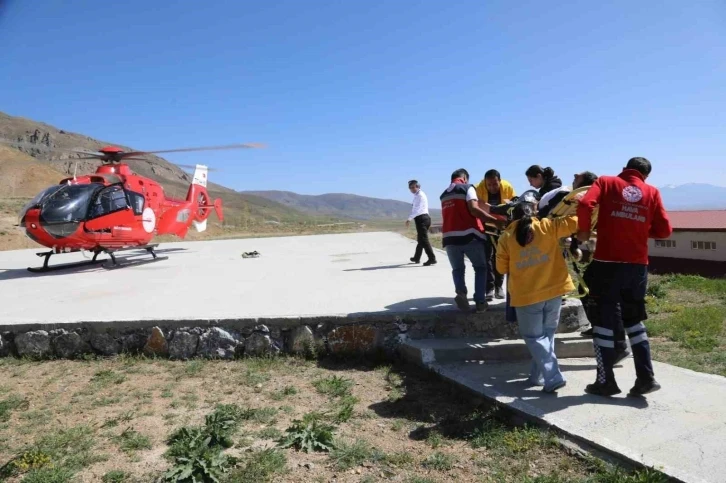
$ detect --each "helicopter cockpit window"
[126,191,145,216]
[89,185,130,219]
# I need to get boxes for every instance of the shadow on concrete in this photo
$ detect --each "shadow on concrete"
[343,263,420,272]
[0,248,187,281]
[478,371,650,411]
[383,297,456,311]
[345,296,506,318]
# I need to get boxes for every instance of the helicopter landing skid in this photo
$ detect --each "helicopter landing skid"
[103,245,168,269]
[27,244,166,273]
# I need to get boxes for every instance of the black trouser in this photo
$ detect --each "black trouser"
[485,235,503,292]
[412,214,435,262]
[587,261,654,385]
[581,260,627,353]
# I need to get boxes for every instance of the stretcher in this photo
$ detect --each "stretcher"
[546,186,598,298]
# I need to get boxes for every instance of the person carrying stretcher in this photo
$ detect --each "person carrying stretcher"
[475,169,516,300]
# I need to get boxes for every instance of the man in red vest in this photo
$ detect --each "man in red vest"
[440,168,504,313]
[577,157,672,397]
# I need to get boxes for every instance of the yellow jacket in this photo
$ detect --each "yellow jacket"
[475,178,516,204]
[496,216,578,307]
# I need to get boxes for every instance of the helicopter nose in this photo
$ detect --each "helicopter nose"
[21,208,47,244]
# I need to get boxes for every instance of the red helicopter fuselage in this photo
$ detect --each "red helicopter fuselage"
[19,160,222,254]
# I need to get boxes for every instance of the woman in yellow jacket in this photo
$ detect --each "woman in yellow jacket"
[495,192,578,393]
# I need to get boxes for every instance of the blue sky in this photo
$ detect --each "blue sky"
[1,0,725,202]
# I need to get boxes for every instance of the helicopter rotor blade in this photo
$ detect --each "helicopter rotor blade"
[176,163,219,172]
[49,155,104,161]
[121,143,265,157]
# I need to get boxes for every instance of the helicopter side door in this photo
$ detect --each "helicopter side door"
[84,185,137,238]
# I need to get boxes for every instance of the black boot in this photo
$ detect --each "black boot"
[628,378,661,397]
[585,380,622,397]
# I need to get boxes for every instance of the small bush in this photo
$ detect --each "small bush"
[646,282,666,299]
[332,395,359,423]
[426,430,444,449]
[278,413,335,453]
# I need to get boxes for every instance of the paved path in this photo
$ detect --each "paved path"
[0,232,505,325]
[433,356,726,483]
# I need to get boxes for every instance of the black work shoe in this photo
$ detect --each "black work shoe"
[486,290,494,301]
[410,257,420,263]
[614,350,631,365]
[454,292,470,311]
[628,378,661,397]
[494,286,505,299]
[423,259,437,266]
[585,381,622,397]
[474,301,488,313]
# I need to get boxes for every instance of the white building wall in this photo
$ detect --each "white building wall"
[649,231,726,261]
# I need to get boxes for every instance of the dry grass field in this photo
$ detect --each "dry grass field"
[0,354,667,483]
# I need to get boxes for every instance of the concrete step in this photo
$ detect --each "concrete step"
[400,333,594,366]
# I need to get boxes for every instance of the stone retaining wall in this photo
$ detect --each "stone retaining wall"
[0,302,586,360]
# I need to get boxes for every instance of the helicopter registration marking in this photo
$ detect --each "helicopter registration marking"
[142,207,156,233]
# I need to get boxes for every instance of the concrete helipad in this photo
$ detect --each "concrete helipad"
[0,232,508,328]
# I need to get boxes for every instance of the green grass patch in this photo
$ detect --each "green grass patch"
[312,375,354,398]
[224,448,287,483]
[257,427,283,440]
[648,305,725,352]
[0,425,104,481]
[115,428,152,453]
[102,470,130,482]
[19,466,76,483]
[659,274,726,297]
[470,419,554,456]
[0,393,29,421]
[422,451,455,471]
[426,430,444,449]
[331,394,359,423]
[241,369,270,387]
[330,438,374,470]
[271,385,297,400]
[91,369,127,387]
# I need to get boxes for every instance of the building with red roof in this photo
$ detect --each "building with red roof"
[648,210,726,277]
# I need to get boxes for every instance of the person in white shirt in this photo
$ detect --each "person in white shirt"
[406,180,436,266]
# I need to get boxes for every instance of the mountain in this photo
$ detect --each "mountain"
[0,111,348,250]
[659,183,726,210]
[241,190,442,221]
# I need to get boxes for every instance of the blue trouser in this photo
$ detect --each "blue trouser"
[445,239,488,303]
[515,296,565,390]
[588,261,654,385]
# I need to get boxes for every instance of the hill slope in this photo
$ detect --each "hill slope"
[659,183,726,210]
[242,190,442,221]
[0,111,347,247]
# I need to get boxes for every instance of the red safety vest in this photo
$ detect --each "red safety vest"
[440,181,486,247]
